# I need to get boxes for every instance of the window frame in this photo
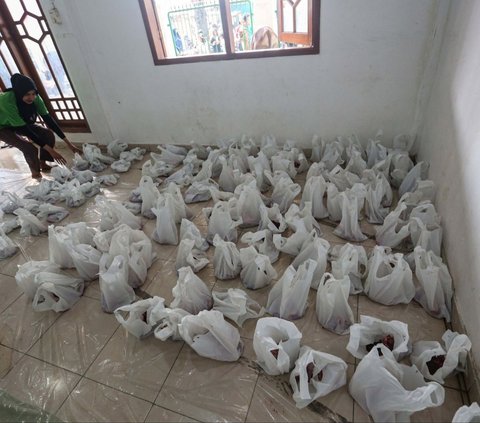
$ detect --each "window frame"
[139,0,320,65]
[0,0,89,132]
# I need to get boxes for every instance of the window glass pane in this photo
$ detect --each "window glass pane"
[24,15,43,41]
[23,38,61,98]
[78,111,84,120]
[42,35,74,97]
[295,0,308,33]
[62,111,70,120]
[25,0,43,17]
[0,57,12,85]
[230,0,280,52]
[51,101,58,110]
[58,100,65,109]
[16,24,26,36]
[71,111,79,120]
[41,20,48,32]
[73,100,79,108]
[153,0,223,58]
[282,1,294,32]
[0,41,20,75]
[55,111,64,120]
[66,100,73,108]
[5,0,24,21]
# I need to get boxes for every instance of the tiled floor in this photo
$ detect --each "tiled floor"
[0,143,469,422]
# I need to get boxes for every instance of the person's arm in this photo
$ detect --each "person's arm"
[41,113,82,155]
[35,95,82,155]
[15,124,67,165]
[43,144,67,165]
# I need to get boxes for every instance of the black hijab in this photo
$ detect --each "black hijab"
[9,73,39,124]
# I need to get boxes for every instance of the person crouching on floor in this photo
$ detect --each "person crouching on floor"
[0,73,82,179]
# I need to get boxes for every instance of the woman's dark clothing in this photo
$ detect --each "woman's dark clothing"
[0,125,55,173]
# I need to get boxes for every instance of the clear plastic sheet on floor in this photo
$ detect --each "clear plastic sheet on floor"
[0,390,63,423]
[0,140,470,423]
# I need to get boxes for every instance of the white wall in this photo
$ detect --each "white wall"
[417,0,480,367]
[42,0,440,146]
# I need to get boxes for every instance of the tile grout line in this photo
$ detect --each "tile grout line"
[242,371,260,423]
[152,341,187,405]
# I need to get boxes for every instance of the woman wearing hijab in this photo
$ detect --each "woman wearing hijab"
[0,73,82,179]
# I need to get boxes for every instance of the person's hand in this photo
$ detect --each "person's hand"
[63,137,83,155]
[69,144,83,155]
[44,145,67,166]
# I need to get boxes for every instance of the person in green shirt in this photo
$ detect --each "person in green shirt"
[0,73,82,179]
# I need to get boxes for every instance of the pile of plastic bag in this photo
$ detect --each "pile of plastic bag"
[2,132,474,421]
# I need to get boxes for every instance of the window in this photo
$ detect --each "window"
[139,0,320,65]
[0,0,88,131]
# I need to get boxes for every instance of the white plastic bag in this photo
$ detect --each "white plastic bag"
[73,152,89,170]
[330,243,368,294]
[99,255,135,313]
[179,218,209,251]
[452,402,480,423]
[376,203,410,248]
[50,166,72,183]
[253,317,302,375]
[411,330,472,384]
[257,204,287,234]
[409,217,443,257]
[333,190,367,242]
[364,246,415,305]
[346,315,411,360]
[239,246,277,290]
[49,223,96,268]
[284,203,322,235]
[32,273,84,312]
[151,198,178,245]
[212,288,265,326]
[96,173,120,186]
[70,244,102,281]
[273,226,315,257]
[291,236,330,289]
[14,208,47,236]
[399,161,430,197]
[266,260,317,320]
[212,235,241,280]
[316,273,354,335]
[139,176,160,219]
[206,201,241,244]
[310,135,324,162]
[153,307,191,341]
[240,230,279,264]
[114,296,165,339]
[96,196,141,231]
[326,183,342,222]
[107,139,128,158]
[111,159,131,173]
[301,175,329,219]
[72,169,96,184]
[179,309,244,361]
[0,228,17,259]
[349,344,444,423]
[236,181,264,227]
[171,266,213,314]
[290,346,347,409]
[269,177,301,214]
[413,246,453,321]
[36,204,69,223]
[365,175,390,224]
[175,239,209,273]
[15,260,61,299]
